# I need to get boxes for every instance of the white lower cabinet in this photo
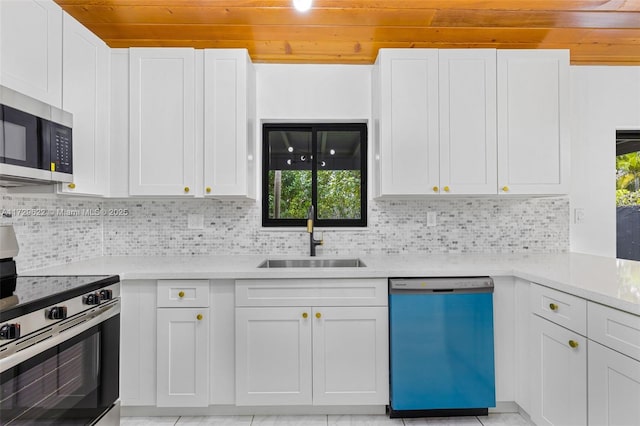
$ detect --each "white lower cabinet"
[156,307,209,407]
[235,279,389,407]
[235,307,312,405]
[587,301,640,426]
[235,306,388,406]
[156,279,210,407]
[588,341,640,426]
[312,307,388,405]
[530,314,587,426]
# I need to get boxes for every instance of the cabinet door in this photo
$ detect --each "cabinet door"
[497,50,570,195]
[156,308,209,407]
[129,48,195,196]
[0,0,62,107]
[530,315,587,426]
[439,49,497,195]
[378,49,439,196]
[203,49,256,198]
[588,340,640,426]
[59,12,109,196]
[312,307,388,405]
[120,280,157,407]
[235,307,312,405]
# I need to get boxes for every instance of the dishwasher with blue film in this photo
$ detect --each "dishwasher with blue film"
[388,277,496,418]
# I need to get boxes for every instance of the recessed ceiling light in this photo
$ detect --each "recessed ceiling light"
[329,149,336,155]
[288,146,294,152]
[293,0,312,12]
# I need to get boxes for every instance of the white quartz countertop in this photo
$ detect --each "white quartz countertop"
[26,253,640,315]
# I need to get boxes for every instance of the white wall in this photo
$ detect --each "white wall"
[256,64,371,120]
[570,66,640,257]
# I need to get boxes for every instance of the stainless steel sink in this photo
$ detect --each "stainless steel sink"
[257,258,366,268]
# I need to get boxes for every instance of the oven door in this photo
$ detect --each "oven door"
[0,307,119,425]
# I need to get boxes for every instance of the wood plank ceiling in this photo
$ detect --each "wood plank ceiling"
[55,0,640,65]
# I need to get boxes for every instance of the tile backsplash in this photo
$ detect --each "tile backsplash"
[1,194,103,272]
[2,194,569,272]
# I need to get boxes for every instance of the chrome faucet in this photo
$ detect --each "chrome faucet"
[307,205,323,256]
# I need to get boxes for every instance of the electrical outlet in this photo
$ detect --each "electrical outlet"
[427,211,437,227]
[574,208,585,224]
[188,214,204,229]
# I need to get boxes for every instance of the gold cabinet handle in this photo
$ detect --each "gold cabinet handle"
[432,186,439,192]
[569,340,579,349]
[178,291,185,298]
[197,314,203,321]
[444,186,450,192]
[68,183,76,189]
[205,187,212,194]
[184,186,190,193]
[302,312,308,319]
[315,312,322,319]
[549,303,558,311]
[502,186,509,192]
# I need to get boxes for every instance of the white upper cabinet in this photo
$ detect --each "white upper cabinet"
[375,49,439,196]
[439,49,497,195]
[497,50,570,195]
[129,48,196,196]
[58,12,110,197]
[204,49,256,199]
[0,0,62,108]
[374,49,497,197]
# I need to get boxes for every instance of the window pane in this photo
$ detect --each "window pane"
[267,130,312,219]
[316,130,362,220]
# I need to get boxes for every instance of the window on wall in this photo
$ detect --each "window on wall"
[616,130,640,261]
[262,123,367,227]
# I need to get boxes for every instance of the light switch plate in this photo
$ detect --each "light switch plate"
[574,208,585,224]
[188,213,204,229]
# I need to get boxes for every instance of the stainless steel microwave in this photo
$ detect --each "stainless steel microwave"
[0,86,73,187]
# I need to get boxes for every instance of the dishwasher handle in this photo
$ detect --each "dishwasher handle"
[389,277,494,294]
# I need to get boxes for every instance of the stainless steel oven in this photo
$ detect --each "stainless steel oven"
[0,276,120,425]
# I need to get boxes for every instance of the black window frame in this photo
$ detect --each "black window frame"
[262,123,367,228]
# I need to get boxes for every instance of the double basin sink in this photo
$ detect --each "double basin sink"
[257,258,366,268]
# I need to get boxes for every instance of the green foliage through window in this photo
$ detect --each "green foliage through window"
[616,152,640,206]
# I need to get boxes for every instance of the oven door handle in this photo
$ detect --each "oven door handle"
[0,300,120,372]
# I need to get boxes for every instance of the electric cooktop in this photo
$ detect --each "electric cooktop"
[0,275,120,321]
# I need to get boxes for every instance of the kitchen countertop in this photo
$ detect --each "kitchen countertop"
[27,253,640,315]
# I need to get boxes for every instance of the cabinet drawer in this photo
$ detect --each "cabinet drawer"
[530,283,586,335]
[235,279,388,307]
[157,280,209,308]
[588,302,640,362]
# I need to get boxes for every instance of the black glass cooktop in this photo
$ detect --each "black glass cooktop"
[0,275,119,322]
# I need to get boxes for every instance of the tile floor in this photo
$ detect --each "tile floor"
[120,413,532,426]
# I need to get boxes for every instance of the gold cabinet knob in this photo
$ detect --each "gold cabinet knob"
[549,303,558,311]
[315,312,322,319]
[568,340,579,349]
[184,186,190,193]
[502,186,509,192]
[197,314,203,321]
[302,312,308,319]
[444,186,450,192]
[68,183,76,189]
[178,291,185,298]
[432,186,439,192]
[205,187,212,194]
